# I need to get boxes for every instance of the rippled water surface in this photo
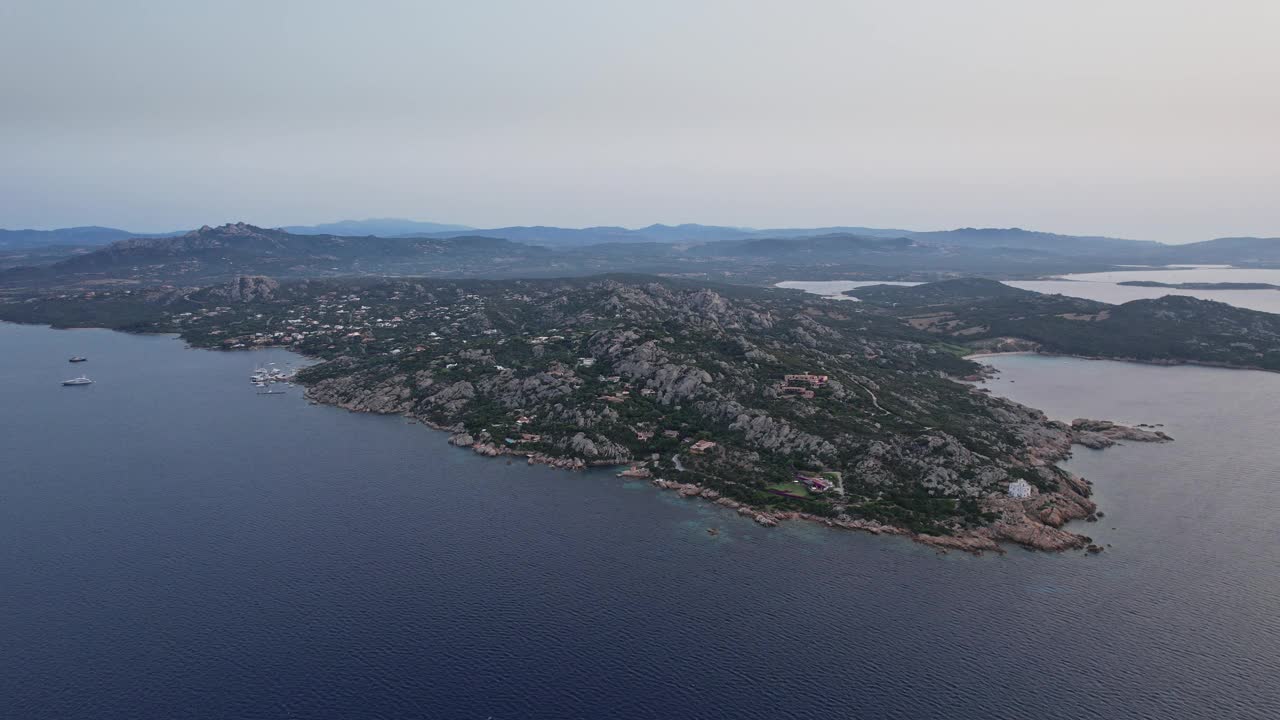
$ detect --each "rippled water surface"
[3,323,1278,719]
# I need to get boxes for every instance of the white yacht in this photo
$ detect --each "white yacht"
[62,376,93,386]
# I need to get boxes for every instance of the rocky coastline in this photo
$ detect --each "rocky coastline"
[964,346,1280,375]
[301,369,1170,556]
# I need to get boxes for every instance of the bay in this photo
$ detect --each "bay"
[1007,266,1280,314]
[781,266,1280,314]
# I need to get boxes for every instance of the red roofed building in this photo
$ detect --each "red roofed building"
[784,373,829,387]
[689,440,718,455]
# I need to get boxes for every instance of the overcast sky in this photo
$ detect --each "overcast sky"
[2,0,1277,241]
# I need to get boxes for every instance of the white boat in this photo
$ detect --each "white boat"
[62,376,93,386]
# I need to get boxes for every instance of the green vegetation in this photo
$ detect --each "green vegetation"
[765,482,811,498]
[0,273,1077,537]
[4,272,1239,543]
[850,278,1280,371]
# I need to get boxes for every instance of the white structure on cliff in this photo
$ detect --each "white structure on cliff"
[1007,479,1033,499]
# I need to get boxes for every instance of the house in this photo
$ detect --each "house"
[784,373,829,387]
[516,416,534,425]
[780,386,815,399]
[1007,479,1034,499]
[689,440,718,454]
[635,430,654,441]
[662,430,681,439]
[518,433,542,443]
[796,473,833,492]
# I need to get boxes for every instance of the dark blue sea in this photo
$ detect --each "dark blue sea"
[2,323,1278,719]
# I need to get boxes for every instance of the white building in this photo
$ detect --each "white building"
[1007,479,1033,499]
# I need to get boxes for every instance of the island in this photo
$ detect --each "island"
[1,272,1211,555]
[845,278,1280,371]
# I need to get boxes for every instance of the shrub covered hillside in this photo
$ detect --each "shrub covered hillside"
[1,273,1134,550]
[849,278,1280,370]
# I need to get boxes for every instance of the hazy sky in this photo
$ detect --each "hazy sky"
[2,0,1277,241]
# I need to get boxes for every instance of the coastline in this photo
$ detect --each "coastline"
[964,348,1279,375]
[6,319,1167,556]
[300,358,1169,556]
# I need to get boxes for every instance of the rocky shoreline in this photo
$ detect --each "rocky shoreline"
[964,346,1280,375]
[302,373,1170,556]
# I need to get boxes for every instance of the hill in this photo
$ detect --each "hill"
[904,227,1159,257]
[414,224,755,246]
[2,223,554,288]
[2,223,1132,291]
[848,278,1280,370]
[420,223,1158,256]
[0,226,182,249]
[12,221,1279,293]
[1156,237,1280,265]
[280,218,473,236]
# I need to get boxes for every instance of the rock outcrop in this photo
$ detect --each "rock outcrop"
[1070,418,1173,449]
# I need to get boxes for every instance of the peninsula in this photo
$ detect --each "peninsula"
[846,278,1280,371]
[0,272,1201,554]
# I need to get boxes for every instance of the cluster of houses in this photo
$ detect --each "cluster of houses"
[779,372,829,400]
[175,286,578,357]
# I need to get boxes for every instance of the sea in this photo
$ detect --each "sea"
[2,321,1278,719]
[779,266,1280,314]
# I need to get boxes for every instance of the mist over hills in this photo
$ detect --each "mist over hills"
[2,223,555,286]
[429,222,916,245]
[280,218,473,236]
[4,219,1280,287]
[0,226,183,249]
[1157,236,1280,264]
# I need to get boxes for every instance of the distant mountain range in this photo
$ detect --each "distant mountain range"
[5,223,552,285]
[1157,236,1280,264]
[0,219,476,249]
[4,220,1280,289]
[408,223,965,246]
[279,218,473,236]
[6,216,1277,257]
[0,226,182,250]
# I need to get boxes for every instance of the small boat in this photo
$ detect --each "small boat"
[707,527,720,536]
[69,356,88,363]
[256,389,286,395]
[62,376,93,386]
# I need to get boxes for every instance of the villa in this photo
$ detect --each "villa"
[1007,479,1034,499]
[784,373,829,387]
[689,440,718,454]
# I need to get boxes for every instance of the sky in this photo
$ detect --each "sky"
[2,0,1278,242]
